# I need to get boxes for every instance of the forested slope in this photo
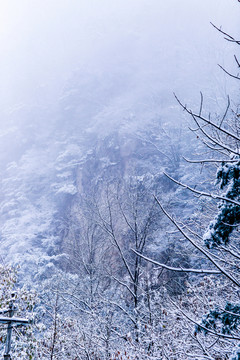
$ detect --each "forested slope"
[0,1,239,358]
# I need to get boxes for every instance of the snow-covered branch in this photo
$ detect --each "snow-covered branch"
[164,172,240,207]
[154,197,240,288]
[132,249,221,275]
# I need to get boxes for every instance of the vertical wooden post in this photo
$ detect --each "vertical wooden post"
[3,301,14,360]
[0,299,29,359]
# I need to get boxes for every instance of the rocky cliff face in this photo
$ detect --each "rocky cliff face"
[0,69,206,282]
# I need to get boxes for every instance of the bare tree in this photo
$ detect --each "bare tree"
[135,19,240,360]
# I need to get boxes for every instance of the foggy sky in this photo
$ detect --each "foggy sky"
[0,0,239,111]
[0,0,239,270]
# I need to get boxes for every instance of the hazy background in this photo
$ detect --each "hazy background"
[0,0,239,112]
[0,0,239,272]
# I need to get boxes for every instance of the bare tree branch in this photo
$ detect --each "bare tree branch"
[154,197,240,288]
[182,156,236,164]
[164,172,240,207]
[132,249,221,274]
[218,64,240,81]
[210,22,240,45]
[171,299,240,341]
[174,93,240,143]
